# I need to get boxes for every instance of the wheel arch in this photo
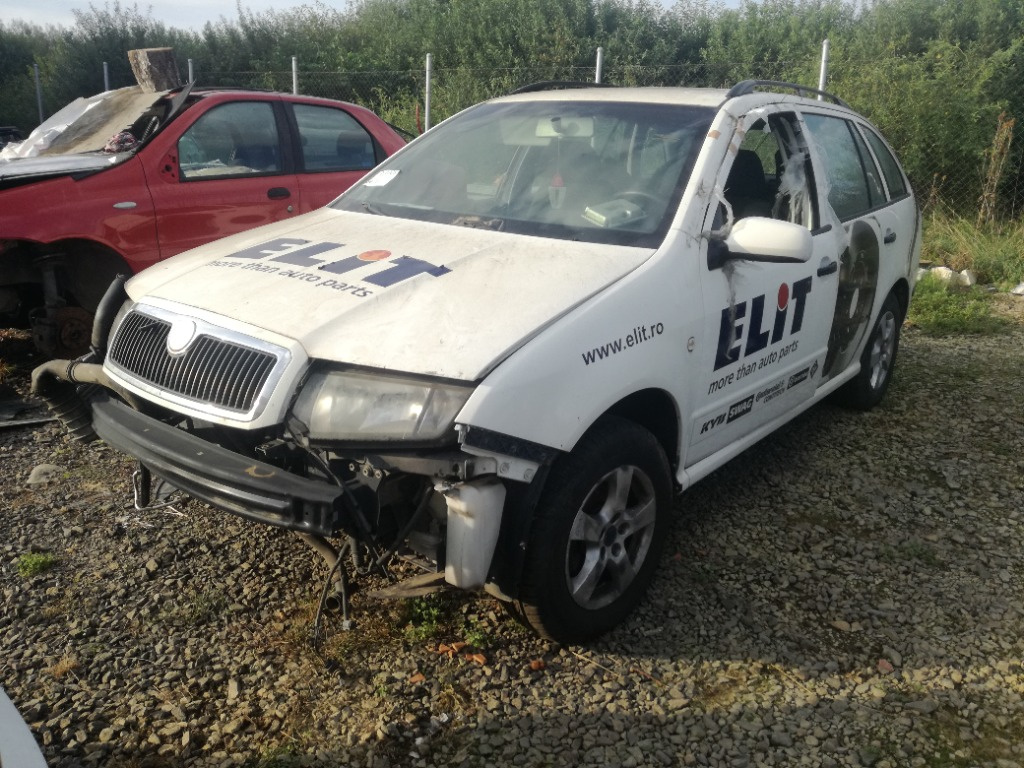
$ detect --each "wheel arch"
[889,276,911,322]
[2,238,132,311]
[601,387,681,472]
[488,388,681,605]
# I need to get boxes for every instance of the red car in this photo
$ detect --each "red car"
[0,86,407,355]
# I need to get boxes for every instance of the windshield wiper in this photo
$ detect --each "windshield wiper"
[451,215,505,231]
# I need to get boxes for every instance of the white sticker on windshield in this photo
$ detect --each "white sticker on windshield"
[365,169,400,187]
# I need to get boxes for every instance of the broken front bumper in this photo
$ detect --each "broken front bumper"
[91,395,344,535]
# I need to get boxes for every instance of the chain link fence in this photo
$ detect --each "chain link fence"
[18,54,1024,221]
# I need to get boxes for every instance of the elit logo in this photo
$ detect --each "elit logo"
[225,238,450,287]
[714,277,813,371]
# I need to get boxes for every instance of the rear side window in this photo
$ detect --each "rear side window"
[178,102,282,179]
[293,104,376,172]
[862,127,908,199]
[803,113,879,220]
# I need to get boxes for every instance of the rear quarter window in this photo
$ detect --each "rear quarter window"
[861,126,908,200]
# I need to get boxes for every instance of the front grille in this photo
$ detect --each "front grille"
[108,310,278,413]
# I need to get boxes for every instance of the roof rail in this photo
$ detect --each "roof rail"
[508,80,616,95]
[726,80,849,108]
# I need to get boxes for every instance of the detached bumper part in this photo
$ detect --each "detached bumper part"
[92,396,343,535]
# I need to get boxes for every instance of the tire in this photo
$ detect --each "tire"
[512,416,672,643]
[838,292,902,411]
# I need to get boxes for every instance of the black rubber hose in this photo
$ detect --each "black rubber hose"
[90,274,129,357]
[31,361,97,442]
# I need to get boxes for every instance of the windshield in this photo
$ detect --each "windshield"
[332,99,714,248]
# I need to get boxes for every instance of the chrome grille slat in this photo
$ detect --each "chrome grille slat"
[108,309,280,414]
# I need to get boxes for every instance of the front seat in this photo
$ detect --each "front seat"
[725,149,773,219]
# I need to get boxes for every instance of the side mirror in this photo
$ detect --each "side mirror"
[707,216,813,270]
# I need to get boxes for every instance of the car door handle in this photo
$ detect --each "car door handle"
[817,258,838,277]
[884,229,897,244]
[267,187,291,200]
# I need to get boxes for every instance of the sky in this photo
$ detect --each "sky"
[0,0,293,31]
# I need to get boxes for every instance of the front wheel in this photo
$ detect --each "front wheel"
[512,416,672,643]
[838,292,902,410]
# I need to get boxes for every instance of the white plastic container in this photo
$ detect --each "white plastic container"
[438,477,506,589]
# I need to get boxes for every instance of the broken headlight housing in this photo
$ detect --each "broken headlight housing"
[291,368,474,443]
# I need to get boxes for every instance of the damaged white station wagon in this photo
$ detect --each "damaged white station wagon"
[35,81,920,643]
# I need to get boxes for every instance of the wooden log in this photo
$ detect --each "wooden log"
[127,48,181,93]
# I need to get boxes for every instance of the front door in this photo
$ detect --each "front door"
[148,99,300,259]
[688,110,842,465]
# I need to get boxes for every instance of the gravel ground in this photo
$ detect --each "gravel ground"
[2,302,1024,768]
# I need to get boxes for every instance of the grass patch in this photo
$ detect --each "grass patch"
[906,274,1008,335]
[17,552,58,578]
[923,214,1024,287]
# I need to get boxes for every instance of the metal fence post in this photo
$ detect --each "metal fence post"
[424,53,432,132]
[188,58,195,83]
[818,39,830,97]
[103,61,110,91]
[33,63,44,124]
[595,47,604,84]
[292,56,298,95]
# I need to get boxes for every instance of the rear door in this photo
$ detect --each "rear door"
[289,102,386,210]
[148,97,301,258]
[800,111,914,382]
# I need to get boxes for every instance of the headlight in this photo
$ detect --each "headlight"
[291,368,474,442]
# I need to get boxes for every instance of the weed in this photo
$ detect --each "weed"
[462,617,492,649]
[246,745,305,768]
[17,552,58,578]
[884,539,941,568]
[402,593,456,642]
[906,274,1008,335]
[46,652,80,680]
[900,539,942,567]
[159,587,228,627]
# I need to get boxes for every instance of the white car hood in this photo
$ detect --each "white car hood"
[128,208,654,381]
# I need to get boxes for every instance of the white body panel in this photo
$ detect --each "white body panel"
[127,208,652,382]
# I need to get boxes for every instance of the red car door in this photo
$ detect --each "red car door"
[146,96,301,258]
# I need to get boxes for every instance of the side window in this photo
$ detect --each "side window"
[722,113,818,229]
[294,104,376,172]
[802,113,879,220]
[178,102,281,180]
[861,126,908,199]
